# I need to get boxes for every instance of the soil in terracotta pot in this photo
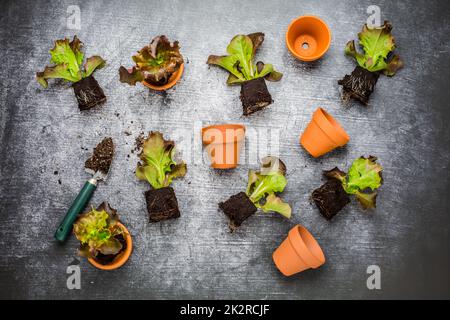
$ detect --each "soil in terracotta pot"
[240,78,273,115]
[312,179,350,220]
[85,137,114,175]
[219,192,257,231]
[145,186,180,222]
[338,66,379,104]
[94,234,127,265]
[73,75,106,110]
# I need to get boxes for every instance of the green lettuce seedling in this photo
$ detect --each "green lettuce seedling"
[36,36,105,87]
[136,131,187,189]
[207,33,282,85]
[246,156,291,218]
[73,202,124,259]
[325,156,383,209]
[344,21,403,76]
[119,35,183,86]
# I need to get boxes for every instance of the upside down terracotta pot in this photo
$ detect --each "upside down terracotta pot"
[273,225,325,276]
[286,15,331,62]
[300,108,349,157]
[88,222,133,270]
[140,63,184,91]
[202,124,245,169]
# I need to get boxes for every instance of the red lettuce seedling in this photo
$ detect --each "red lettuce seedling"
[207,33,283,116]
[219,156,291,231]
[119,35,183,86]
[36,36,106,110]
[73,202,126,265]
[338,21,403,104]
[136,132,187,222]
[312,156,383,220]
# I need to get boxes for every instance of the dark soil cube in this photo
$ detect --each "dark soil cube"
[338,66,379,104]
[240,78,273,116]
[145,187,180,222]
[312,180,350,220]
[73,75,106,110]
[219,192,257,230]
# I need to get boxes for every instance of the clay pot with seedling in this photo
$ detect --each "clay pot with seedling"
[73,202,132,270]
[312,156,383,220]
[219,156,291,231]
[136,132,187,222]
[36,36,106,110]
[207,33,283,116]
[119,35,184,91]
[338,21,403,104]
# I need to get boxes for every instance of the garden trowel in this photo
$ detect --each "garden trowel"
[54,137,114,242]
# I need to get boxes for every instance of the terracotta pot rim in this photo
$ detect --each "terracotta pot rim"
[289,225,325,268]
[286,15,331,62]
[141,63,184,91]
[88,222,132,270]
[313,108,349,146]
[201,124,246,145]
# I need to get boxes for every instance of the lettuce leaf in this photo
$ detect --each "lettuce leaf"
[36,36,106,87]
[345,21,403,76]
[324,156,383,209]
[207,33,282,84]
[246,156,291,218]
[136,131,186,189]
[73,202,124,258]
[119,35,183,86]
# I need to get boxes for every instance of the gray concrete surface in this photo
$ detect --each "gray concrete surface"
[1,0,449,299]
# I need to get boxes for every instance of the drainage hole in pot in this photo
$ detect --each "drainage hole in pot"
[302,42,309,50]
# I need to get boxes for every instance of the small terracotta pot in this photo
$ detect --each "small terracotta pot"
[88,222,133,270]
[273,225,325,276]
[202,124,245,169]
[300,108,349,157]
[286,15,331,62]
[141,63,184,91]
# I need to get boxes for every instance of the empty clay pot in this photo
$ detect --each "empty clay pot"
[88,222,133,270]
[286,15,331,61]
[141,63,184,91]
[273,225,325,276]
[300,108,349,157]
[202,124,245,169]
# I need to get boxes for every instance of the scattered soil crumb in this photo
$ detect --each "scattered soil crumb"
[54,171,58,175]
[58,179,62,185]
[134,132,145,152]
[124,128,132,136]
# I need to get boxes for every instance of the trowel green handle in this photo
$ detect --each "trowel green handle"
[54,179,97,242]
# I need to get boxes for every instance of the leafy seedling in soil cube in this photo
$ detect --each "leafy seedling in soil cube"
[73,202,131,268]
[119,35,184,89]
[312,156,383,220]
[36,36,106,110]
[219,156,291,231]
[136,132,187,222]
[207,33,283,115]
[338,21,403,104]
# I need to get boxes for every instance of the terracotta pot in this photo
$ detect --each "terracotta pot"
[202,124,245,169]
[88,222,133,270]
[141,63,184,91]
[286,15,331,62]
[300,108,349,157]
[273,225,325,276]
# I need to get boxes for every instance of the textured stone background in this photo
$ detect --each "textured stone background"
[1,0,449,299]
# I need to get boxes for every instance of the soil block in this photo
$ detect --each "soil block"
[219,192,257,230]
[240,77,273,116]
[94,234,127,265]
[145,187,180,222]
[312,179,350,220]
[338,66,379,104]
[85,137,114,175]
[72,75,106,110]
